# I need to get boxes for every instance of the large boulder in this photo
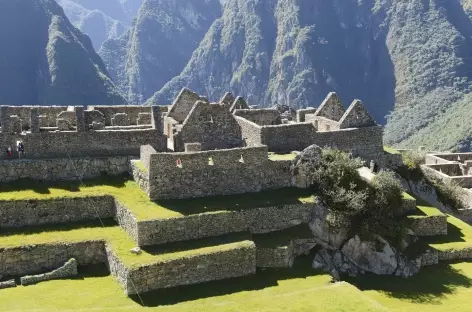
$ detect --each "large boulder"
[312,248,363,279]
[309,201,350,250]
[291,144,323,188]
[341,235,398,275]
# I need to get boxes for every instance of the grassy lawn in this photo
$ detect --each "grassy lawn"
[0,175,315,220]
[384,146,401,155]
[268,152,297,161]
[0,222,253,269]
[0,257,387,312]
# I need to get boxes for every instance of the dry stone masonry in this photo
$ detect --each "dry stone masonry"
[0,89,451,297]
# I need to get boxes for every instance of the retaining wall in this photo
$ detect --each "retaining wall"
[136,204,313,246]
[0,241,106,276]
[0,196,115,228]
[409,215,448,236]
[0,157,131,183]
[124,242,256,295]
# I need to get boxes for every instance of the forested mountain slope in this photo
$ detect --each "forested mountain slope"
[146,0,472,151]
[56,0,143,51]
[0,0,126,106]
[99,0,221,103]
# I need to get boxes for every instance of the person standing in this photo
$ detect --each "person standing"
[17,142,24,159]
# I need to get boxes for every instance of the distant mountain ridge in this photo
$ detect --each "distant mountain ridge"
[99,0,222,103]
[0,0,126,106]
[56,0,144,51]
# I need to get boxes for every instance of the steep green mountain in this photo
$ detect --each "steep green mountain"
[56,0,143,51]
[99,0,222,103]
[147,0,472,151]
[0,0,126,106]
[149,0,395,122]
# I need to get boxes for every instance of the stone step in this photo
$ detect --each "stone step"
[107,233,256,295]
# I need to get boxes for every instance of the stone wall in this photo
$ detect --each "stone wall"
[256,238,316,268]
[114,199,140,244]
[233,109,281,126]
[88,106,152,126]
[0,129,166,159]
[306,115,340,132]
[144,145,291,200]
[409,215,448,236]
[177,102,243,151]
[125,242,256,295]
[136,203,313,246]
[20,258,78,286]
[0,157,132,183]
[0,241,106,276]
[0,196,115,228]
[0,106,67,128]
[234,116,262,147]
[296,108,317,122]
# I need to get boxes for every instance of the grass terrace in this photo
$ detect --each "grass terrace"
[268,152,297,161]
[0,221,253,269]
[0,175,316,220]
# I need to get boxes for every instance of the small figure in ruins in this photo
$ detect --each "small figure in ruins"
[17,142,24,159]
[6,146,11,157]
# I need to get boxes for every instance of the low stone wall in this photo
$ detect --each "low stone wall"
[0,241,106,276]
[129,160,149,195]
[20,258,78,286]
[0,157,132,183]
[438,247,472,262]
[410,215,448,236]
[256,238,317,268]
[105,246,130,293]
[0,196,115,228]
[0,279,16,289]
[136,204,314,246]
[114,200,139,244]
[125,242,256,295]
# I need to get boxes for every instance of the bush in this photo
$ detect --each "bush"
[305,149,406,247]
[429,178,465,211]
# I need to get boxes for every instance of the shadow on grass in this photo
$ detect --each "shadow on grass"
[421,222,466,245]
[0,174,130,195]
[347,263,472,304]
[130,254,325,307]
[153,188,314,216]
[0,219,117,237]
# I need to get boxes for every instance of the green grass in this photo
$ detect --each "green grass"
[0,175,315,221]
[0,257,387,312]
[133,160,148,173]
[350,262,472,312]
[268,152,297,161]
[384,146,401,155]
[0,222,253,269]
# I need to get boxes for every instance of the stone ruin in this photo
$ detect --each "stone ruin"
[1,88,438,298]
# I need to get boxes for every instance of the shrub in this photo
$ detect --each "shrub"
[305,149,406,247]
[429,177,465,211]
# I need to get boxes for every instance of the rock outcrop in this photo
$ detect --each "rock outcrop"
[20,258,78,286]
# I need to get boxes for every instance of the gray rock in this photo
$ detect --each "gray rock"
[21,258,78,286]
[0,279,16,289]
[130,247,142,255]
[341,235,398,275]
[309,202,350,250]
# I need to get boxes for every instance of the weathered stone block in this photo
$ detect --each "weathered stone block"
[30,108,40,133]
[92,121,105,130]
[184,143,202,152]
[57,118,72,131]
[10,115,22,133]
[85,110,105,127]
[0,279,16,289]
[111,113,130,126]
[137,112,152,125]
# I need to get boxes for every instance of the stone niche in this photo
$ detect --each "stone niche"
[184,143,202,152]
[137,113,152,125]
[111,113,130,127]
[85,110,105,128]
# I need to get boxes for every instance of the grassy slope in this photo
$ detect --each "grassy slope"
[0,175,315,220]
